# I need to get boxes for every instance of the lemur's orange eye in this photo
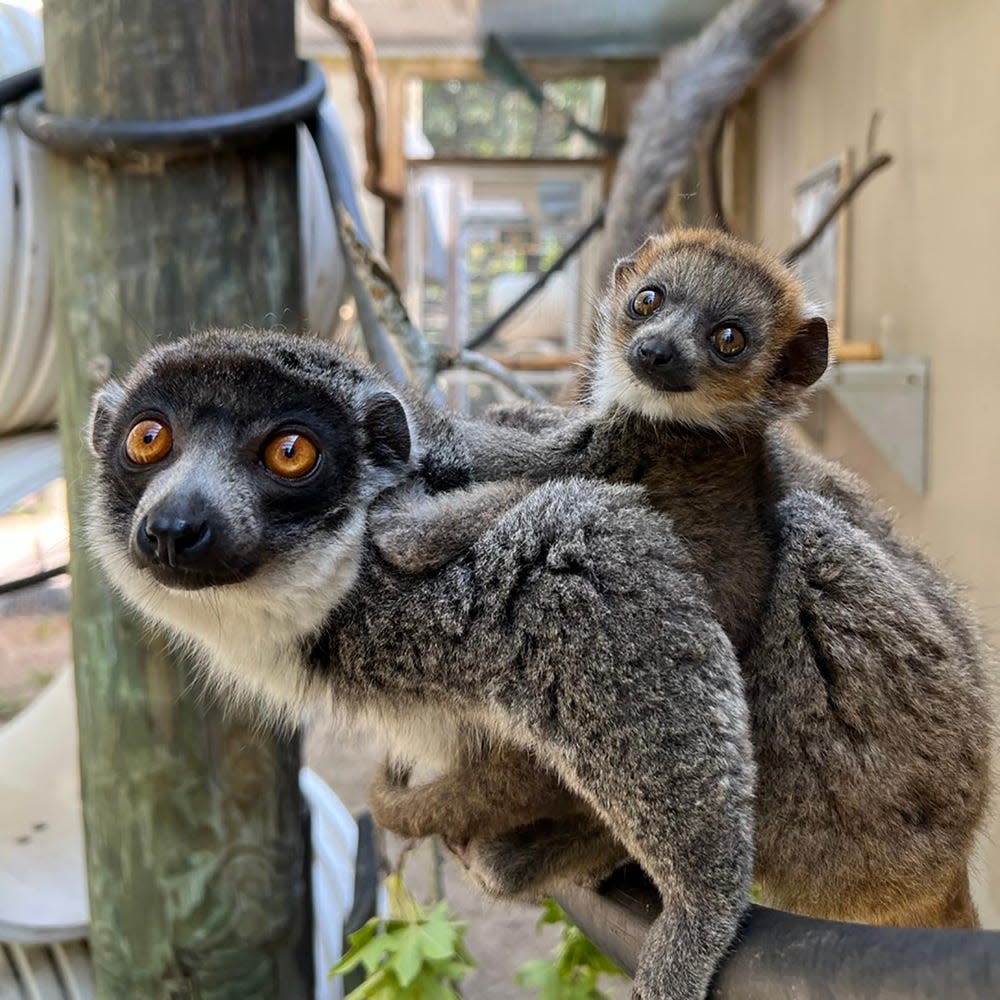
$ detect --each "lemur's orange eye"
[262,432,319,479]
[125,419,172,465]
[712,325,747,357]
[629,287,664,318]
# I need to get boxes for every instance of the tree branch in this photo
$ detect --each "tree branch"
[782,144,892,265]
[306,0,402,207]
[435,347,548,404]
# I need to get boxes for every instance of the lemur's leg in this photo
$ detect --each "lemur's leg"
[450,480,755,1000]
[747,489,989,929]
[456,816,627,902]
[372,480,533,574]
[368,745,583,843]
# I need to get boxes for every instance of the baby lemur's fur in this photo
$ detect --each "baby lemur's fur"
[86,331,755,1000]
[371,229,992,929]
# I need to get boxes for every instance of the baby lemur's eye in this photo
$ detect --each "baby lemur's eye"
[712,325,747,358]
[629,287,665,318]
[262,431,320,480]
[125,418,173,465]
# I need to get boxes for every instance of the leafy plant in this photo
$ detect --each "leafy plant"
[330,871,476,999]
[515,900,625,999]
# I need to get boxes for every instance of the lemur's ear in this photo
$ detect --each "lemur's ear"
[613,235,658,289]
[776,317,829,388]
[612,256,638,289]
[87,381,126,457]
[362,392,411,468]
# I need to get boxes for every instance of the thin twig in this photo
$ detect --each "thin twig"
[306,0,402,206]
[782,151,892,265]
[465,207,606,352]
[436,347,548,404]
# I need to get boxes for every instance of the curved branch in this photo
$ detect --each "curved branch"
[306,0,402,206]
[782,151,892,265]
[435,348,547,404]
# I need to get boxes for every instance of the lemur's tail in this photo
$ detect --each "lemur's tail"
[600,0,824,276]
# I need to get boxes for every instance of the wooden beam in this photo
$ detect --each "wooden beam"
[382,69,407,280]
[42,1,311,995]
[316,53,656,83]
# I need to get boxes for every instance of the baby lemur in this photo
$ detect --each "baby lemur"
[370,228,992,930]
[86,330,756,1000]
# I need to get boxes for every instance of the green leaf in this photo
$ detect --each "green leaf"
[418,912,461,960]
[536,899,567,930]
[331,918,386,976]
[332,873,476,999]
[390,925,425,987]
[516,899,625,1000]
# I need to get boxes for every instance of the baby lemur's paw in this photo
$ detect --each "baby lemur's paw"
[453,817,625,903]
[453,834,550,902]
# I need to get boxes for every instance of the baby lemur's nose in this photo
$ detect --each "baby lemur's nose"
[628,337,695,392]
[140,512,213,568]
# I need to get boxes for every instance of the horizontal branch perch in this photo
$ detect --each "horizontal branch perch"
[557,866,1000,999]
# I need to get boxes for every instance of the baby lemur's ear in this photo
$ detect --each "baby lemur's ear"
[612,256,638,289]
[612,235,658,289]
[775,316,829,388]
[87,381,126,457]
[362,392,411,468]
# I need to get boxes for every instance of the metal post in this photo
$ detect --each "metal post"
[41,2,311,996]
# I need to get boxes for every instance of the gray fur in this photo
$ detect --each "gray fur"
[86,330,755,1000]
[600,0,823,278]
[378,232,992,928]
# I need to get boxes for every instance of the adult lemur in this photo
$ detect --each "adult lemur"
[86,330,756,1000]
[371,229,992,930]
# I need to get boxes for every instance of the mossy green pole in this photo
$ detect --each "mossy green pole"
[42,2,312,996]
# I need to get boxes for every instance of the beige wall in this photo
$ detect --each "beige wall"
[750,0,1000,925]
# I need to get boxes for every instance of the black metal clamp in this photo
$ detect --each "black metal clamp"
[12,60,325,162]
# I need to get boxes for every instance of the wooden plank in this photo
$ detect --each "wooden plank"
[408,154,607,168]
[722,91,757,240]
[382,69,408,280]
[317,53,656,83]
[42,2,311,997]
[483,342,883,371]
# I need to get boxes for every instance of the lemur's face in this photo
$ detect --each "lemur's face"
[87,331,412,643]
[592,230,828,430]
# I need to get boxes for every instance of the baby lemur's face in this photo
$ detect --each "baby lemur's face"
[592,229,828,430]
[87,331,412,657]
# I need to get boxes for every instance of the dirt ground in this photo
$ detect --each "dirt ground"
[0,490,626,997]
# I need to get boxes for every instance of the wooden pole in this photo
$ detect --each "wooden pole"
[42,2,311,997]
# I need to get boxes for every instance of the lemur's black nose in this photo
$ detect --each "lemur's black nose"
[627,337,696,392]
[139,512,213,568]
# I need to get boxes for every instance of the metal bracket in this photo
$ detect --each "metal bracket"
[822,356,930,494]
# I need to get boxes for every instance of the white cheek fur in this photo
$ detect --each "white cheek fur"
[588,340,731,432]
[87,504,367,729]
